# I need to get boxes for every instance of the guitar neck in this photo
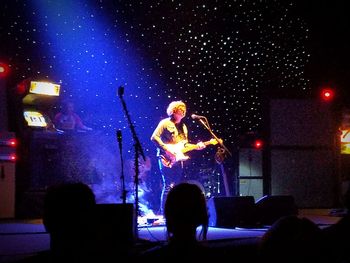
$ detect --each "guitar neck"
[204,140,213,146]
[182,140,214,154]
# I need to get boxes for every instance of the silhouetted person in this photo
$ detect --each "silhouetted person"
[139,182,215,261]
[322,184,350,263]
[43,182,97,262]
[54,100,92,131]
[15,182,98,263]
[258,215,329,263]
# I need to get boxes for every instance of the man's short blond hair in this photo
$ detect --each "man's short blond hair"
[166,100,186,116]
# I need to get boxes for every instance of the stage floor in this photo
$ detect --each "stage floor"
[0,209,342,263]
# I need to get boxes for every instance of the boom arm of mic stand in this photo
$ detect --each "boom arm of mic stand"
[199,118,232,157]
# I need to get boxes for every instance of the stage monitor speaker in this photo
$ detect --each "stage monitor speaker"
[94,203,136,257]
[208,196,257,228]
[255,195,298,226]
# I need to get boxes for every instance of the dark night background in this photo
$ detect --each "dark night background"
[1,0,350,214]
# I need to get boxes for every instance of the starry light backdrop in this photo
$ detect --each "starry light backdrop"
[0,0,311,212]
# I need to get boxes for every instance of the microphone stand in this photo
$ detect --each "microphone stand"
[117,130,127,204]
[118,86,146,239]
[196,117,232,157]
[195,117,233,196]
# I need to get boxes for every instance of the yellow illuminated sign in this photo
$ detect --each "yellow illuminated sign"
[340,129,350,154]
[29,81,60,96]
[23,111,47,127]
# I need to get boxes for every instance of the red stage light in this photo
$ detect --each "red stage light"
[16,78,31,95]
[9,154,17,161]
[8,138,17,147]
[254,139,263,149]
[320,88,335,102]
[0,138,18,147]
[0,62,10,78]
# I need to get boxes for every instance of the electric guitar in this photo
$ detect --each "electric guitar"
[160,138,220,168]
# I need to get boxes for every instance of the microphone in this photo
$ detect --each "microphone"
[191,114,206,119]
[117,130,122,143]
[118,86,124,97]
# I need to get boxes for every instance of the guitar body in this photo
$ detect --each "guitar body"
[160,139,218,168]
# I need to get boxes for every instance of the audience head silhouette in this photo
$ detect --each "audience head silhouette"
[137,182,213,261]
[321,183,350,263]
[259,215,327,263]
[43,182,97,261]
[165,182,209,241]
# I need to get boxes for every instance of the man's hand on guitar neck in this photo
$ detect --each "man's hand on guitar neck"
[196,141,206,150]
[195,138,223,150]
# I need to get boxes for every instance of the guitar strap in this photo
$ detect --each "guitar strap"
[178,123,187,170]
[176,122,188,141]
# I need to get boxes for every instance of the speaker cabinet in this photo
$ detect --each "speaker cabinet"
[270,99,334,147]
[28,133,62,190]
[255,195,298,226]
[268,99,339,208]
[208,196,257,228]
[239,148,263,201]
[270,149,337,208]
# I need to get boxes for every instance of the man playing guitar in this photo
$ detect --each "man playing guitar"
[151,100,214,215]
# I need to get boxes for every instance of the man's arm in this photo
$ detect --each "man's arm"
[182,123,205,150]
[73,113,92,131]
[150,121,168,151]
[150,120,176,160]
